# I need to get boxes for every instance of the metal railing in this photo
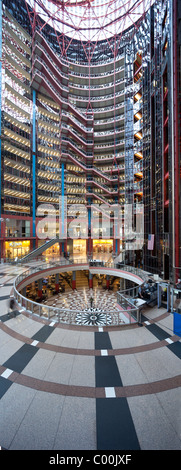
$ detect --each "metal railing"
[13,285,138,326]
[13,259,147,326]
[170,287,181,313]
[117,285,140,302]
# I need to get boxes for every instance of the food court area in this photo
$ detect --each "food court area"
[24,270,122,304]
[25,273,67,303]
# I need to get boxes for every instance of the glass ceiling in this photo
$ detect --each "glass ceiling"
[27,0,154,41]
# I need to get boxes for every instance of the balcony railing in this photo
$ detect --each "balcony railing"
[13,260,148,325]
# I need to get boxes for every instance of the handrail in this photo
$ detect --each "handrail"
[13,259,147,325]
[13,282,138,326]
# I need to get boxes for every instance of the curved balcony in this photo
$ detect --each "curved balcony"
[71,91,124,112]
[94,140,124,153]
[64,54,124,70]
[90,103,124,120]
[31,70,88,126]
[34,30,69,75]
[14,260,147,325]
[94,127,124,141]
[68,65,124,81]
[69,77,124,94]
[62,151,118,183]
[62,137,92,161]
[85,190,112,205]
[94,154,124,163]
[33,56,68,98]
[33,43,68,86]
[86,178,118,195]
[61,124,93,147]
[62,112,91,134]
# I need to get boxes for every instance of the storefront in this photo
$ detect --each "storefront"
[93,239,113,254]
[73,239,86,257]
[5,240,30,260]
[37,241,60,259]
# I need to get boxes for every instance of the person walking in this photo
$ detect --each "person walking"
[8,297,16,317]
[90,296,93,308]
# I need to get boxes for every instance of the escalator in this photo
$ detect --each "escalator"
[17,238,62,263]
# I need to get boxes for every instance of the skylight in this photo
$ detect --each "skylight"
[27,0,154,41]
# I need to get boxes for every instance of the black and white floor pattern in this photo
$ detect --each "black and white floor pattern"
[42,287,128,325]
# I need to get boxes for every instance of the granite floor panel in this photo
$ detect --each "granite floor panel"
[0,336,25,365]
[127,393,181,450]
[68,355,95,387]
[53,396,96,450]
[0,383,37,449]
[109,326,159,349]
[115,354,150,386]
[22,349,57,380]
[9,390,66,450]
[0,263,181,451]
[135,347,181,381]
[5,316,44,338]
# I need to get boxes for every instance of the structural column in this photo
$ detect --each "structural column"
[113,239,119,255]
[22,287,26,297]
[61,162,66,254]
[106,275,110,289]
[157,283,162,308]
[55,273,59,293]
[0,1,2,258]
[38,279,43,299]
[88,206,92,256]
[89,271,93,288]
[32,89,36,249]
[72,271,76,290]
[167,283,170,312]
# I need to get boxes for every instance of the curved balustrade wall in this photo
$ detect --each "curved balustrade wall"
[13,260,148,326]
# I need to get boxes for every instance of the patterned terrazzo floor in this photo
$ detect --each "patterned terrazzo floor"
[0,262,181,453]
[41,288,128,325]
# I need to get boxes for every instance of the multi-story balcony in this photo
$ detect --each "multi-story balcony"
[94,153,125,163]
[133,181,143,194]
[94,140,124,153]
[69,77,124,96]
[32,69,90,127]
[32,56,68,99]
[33,43,68,88]
[70,90,124,112]
[68,63,124,83]
[31,26,126,219]
[86,178,118,195]
[133,99,143,114]
[5,84,31,115]
[61,124,92,147]
[134,119,143,133]
[62,151,118,182]
[134,160,143,174]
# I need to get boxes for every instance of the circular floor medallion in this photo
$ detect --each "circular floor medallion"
[76,307,112,326]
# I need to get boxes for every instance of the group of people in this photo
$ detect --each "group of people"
[138,279,157,301]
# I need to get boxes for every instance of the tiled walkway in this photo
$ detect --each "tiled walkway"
[0,263,181,450]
